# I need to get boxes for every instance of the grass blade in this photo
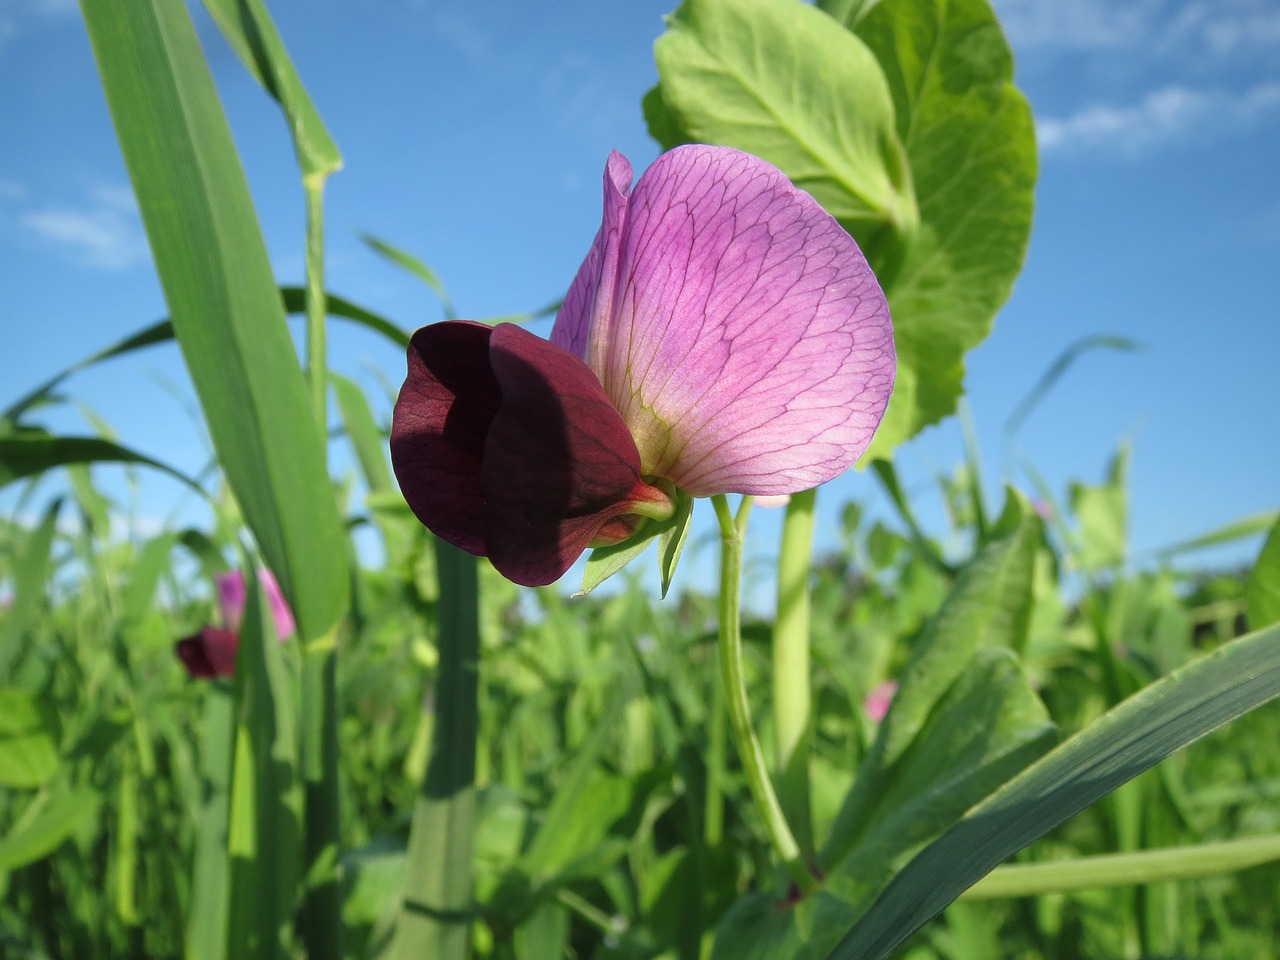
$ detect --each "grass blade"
[79,0,348,639]
[827,619,1280,960]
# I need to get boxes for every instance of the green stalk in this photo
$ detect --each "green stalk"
[394,542,481,959]
[299,175,343,960]
[711,495,812,891]
[304,179,329,420]
[773,488,816,857]
[960,833,1280,900]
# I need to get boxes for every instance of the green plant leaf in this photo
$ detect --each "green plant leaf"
[0,498,62,677]
[331,372,393,494]
[1070,444,1130,573]
[0,433,202,493]
[225,567,303,958]
[0,688,61,789]
[361,234,457,319]
[200,0,341,180]
[648,0,916,238]
[81,0,349,639]
[1156,509,1279,560]
[0,788,101,871]
[120,532,179,627]
[1247,517,1280,631]
[826,618,1280,960]
[658,489,695,599]
[853,0,1037,458]
[2,289,407,430]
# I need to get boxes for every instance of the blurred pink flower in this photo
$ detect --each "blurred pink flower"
[175,569,295,679]
[864,680,898,723]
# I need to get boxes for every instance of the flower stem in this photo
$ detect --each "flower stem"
[774,487,816,857]
[711,494,813,892]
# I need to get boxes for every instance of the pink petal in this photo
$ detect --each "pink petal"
[216,568,296,639]
[216,571,247,630]
[865,680,899,723]
[258,569,296,640]
[551,151,633,362]
[587,145,896,496]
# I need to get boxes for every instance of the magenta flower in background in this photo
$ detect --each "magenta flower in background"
[391,145,895,587]
[865,680,899,723]
[175,569,296,679]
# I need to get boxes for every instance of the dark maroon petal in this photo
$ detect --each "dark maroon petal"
[483,323,648,587]
[175,627,238,679]
[390,321,501,554]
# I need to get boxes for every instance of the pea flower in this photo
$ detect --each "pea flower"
[175,568,296,679]
[391,145,894,587]
[864,680,899,724]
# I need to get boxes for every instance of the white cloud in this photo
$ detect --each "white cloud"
[996,0,1280,64]
[20,184,149,271]
[1038,81,1280,156]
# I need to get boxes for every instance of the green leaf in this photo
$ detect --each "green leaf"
[0,498,61,677]
[225,568,303,958]
[961,833,1280,900]
[200,0,341,179]
[1070,444,1129,572]
[121,532,179,626]
[717,647,1053,959]
[2,289,406,431]
[186,686,236,960]
[0,788,101,871]
[0,433,202,493]
[579,491,695,597]
[826,618,1280,960]
[1247,517,1280,631]
[512,900,570,960]
[648,0,917,237]
[1156,509,1279,560]
[658,489,695,599]
[1004,335,1141,439]
[81,0,349,639]
[0,688,61,789]
[518,700,630,882]
[838,492,1040,794]
[361,234,458,319]
[331,372,393,494]
[854,0,1036,457]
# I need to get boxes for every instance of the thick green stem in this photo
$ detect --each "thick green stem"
[394,543,480,959]
[299,174,343,960]
[711,495,813,891]
[773,487,816,857]
[300,630,341,960]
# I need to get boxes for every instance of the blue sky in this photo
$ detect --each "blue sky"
[2,0,1278,591]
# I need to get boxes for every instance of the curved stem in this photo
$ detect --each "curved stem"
[711,494,813,892]
[774,487,816,856]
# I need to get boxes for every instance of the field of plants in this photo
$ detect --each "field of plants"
[3,0,1279,958]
